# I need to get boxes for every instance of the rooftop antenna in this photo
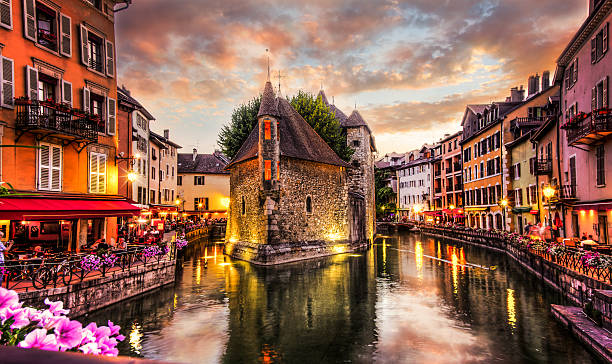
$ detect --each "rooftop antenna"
[332,96,335,105]
[266,48,270,81]
[277,70,283,96]
[320,80,323,90]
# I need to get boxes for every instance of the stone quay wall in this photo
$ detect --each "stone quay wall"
[419,226,612,315]
[18,259,176,318]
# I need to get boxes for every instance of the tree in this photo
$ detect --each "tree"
[217,96,261,160]
[375,168,396,219]
[217,91,353,162]
[290,91,353,162]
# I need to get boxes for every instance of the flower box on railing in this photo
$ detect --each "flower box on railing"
[561,112,589,129]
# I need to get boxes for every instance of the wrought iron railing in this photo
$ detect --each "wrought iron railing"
[15,98,99,141]
[1,244,177,292]
[510,116,545,131]
[566,112,612,146]
[560,184,577,199]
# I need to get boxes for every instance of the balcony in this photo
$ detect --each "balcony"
[560,185,577,200]
[510,116,545,131]
[534,159,552,175]
[15,98,99,143]
[564,110,612,146]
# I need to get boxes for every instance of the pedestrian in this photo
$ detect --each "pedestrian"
[524,222,532,236]
[0,232,14,288]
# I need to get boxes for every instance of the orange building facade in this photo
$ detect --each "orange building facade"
[0,0,136,251]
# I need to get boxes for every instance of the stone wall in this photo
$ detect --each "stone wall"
[346,127,376,242]
[277,157,349,243]
[18,260,176,317]
[226,159,266,245]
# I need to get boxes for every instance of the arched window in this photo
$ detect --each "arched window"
[241,196,246,215]
[306,196,312,214]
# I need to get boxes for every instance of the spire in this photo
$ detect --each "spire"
[266,48,270,81]
[258,81,279,117]
[317,89,329,106]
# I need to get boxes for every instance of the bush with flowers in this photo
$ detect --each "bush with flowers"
[101,253,118,268]
[175,238,188,250]
[0,287,124,355]
[143,245,162,258]
[79,255,101,272]
[580,251,612,269]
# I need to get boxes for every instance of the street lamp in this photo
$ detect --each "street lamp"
[449,204,455,224]
[543,185,556,227]
[499,198,508,231]
[127,171,137,182]
[413,204,423,222]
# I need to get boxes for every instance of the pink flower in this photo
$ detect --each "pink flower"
[37,309,65,330]
[55,318,83,349]
[93,325,111,341]
[18,329,59,351]
[107,320,121,336]
[0,288,19,310]
[44,298,70,316]
[4,307,30,329]
[78,342,102,355]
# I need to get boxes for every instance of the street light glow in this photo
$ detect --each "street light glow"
[543,185,556,199]
[127,171,137,182]
[500,199,508,207]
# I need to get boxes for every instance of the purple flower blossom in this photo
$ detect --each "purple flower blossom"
[78,342,102,355]
[0,287,19,310]
[2,306,30,329]
[18,329,59,351]
[107,320,121,336]
[44,298,70,316]
[55,318,83,349]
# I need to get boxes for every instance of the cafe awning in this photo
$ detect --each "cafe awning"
[0,197,141,220]
[573,202,612,211]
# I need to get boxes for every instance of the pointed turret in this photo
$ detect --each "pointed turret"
[345,110,368,128]
[258,81,279,117]
[317,89,330,106]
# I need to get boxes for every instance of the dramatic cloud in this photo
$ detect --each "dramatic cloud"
[114,0,587,154]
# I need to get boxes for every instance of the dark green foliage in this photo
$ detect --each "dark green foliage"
[375,168,396,219]
[290,91,353,162]
[217,96,261,160]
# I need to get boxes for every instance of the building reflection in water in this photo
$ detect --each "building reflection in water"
[83,235,596,364]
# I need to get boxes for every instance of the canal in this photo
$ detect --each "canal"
[86,232,598,363]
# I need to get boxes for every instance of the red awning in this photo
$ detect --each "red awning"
[0,197,141,220]
[423,210,442,216]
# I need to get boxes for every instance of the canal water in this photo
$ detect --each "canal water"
[86,232,598,363]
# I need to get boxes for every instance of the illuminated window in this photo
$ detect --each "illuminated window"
[306,196,312,214]
[277,161,280,180]
[277,121,280,141]
[264,119,271,140]
[264,160,271,180]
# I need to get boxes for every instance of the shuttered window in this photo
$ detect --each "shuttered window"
[59,13,71,57]
[61,80,72,106]
[79,24,89,66]
[89,151,107,193]
[0,0,12,30]
[105,39,114,77]
[23,0,36,41]
[26,65,38,100]
[106,96,116,134]
[1,56,15,108]
[596,145,605,186]
[38,143,62,191]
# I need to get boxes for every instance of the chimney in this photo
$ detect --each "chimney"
[163,129,169,139]
[192,148,197,161]
[510,86,525,102]
[527,76,535,96]
[542,70,550,90]
[534,73,540,94]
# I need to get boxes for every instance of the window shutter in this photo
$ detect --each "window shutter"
[22,0,36,41]
[82,87,90,112]
[604,23,609,54]
[50,145,61,191]
[59,13,72,57]
[105,40,114,77]
[573,58,578,83]
[38,144,50,190]
[592,86,597,111]
[61,80,72,106]
[80,24,89,66]
[0,0,12,30]
[604,76,609,108]
[564,69,570,90]
[1,56,14,108]
[98,153,106,193]
[25,65,38,101]
[592,38,597,63]
[89,152,98,193]
[106,97,116,135]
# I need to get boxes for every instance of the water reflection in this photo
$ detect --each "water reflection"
[85,234,596,363]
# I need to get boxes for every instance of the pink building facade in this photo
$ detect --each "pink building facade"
[558,0,612,243]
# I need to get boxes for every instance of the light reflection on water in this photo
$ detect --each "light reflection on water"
[86,234,597,363]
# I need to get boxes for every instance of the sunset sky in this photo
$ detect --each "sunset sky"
[114,0,587,156]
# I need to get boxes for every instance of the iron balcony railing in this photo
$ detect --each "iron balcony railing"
[535,159,552,175]
[560,184,577,200]
[510,116,545,131]
[15,98,99,141]
[566,111,612,146]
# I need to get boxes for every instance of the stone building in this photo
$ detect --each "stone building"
[224,82,374,265]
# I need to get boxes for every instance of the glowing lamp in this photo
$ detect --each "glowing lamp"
[198,203,203,208]
[127,171,137,182]
[134,153,141,160]
[220,197,230,208]
[500,199,508,207]
[137,218,148,224]
[175,199,181,205]
[449,204,455,210]
[543,185,555,199]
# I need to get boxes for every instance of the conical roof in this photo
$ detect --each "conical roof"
[345,110,368,128]
[258,81,279,117]
[318,89,348,126]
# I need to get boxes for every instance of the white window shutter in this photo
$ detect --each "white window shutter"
[38,144,50,190]
[105,40,114,77]
[1,56,15,108]
[592,38,597,63]
[22,0,36,41]
[80,24,89,66]
[89,152,98,193]
[604,23,609,54]
[25,65,38,101]
[82,87,90,112]
[98,154,106,193]
[62,80,72,106]
[50,145,62,191]
[60,13,72,57]
[573,58,578,83]
[0,0,12,30]
[592,86,597,111]
[106,97,116,135]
